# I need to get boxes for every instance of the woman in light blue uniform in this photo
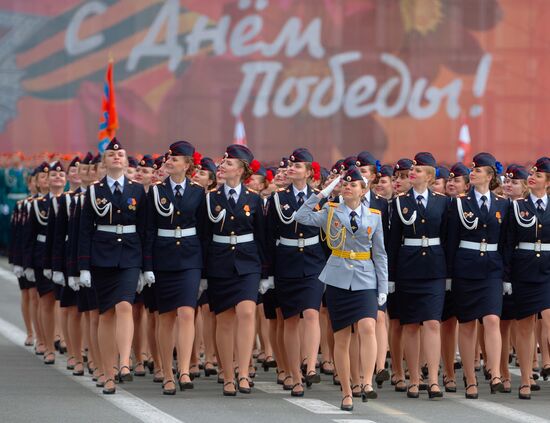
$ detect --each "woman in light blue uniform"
[295,166,388,411]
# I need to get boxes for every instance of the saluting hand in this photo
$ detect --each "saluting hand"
[320,175,342,198]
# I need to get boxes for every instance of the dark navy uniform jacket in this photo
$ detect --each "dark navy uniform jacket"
[364,190,390,251]
[389,188,450,281]
[267,185,325,279]
[8,199,24,266]
[143,178,206,272]
[505,195,550,283]
[78,176,147,270]
[204,184,267,278]
[43,194,65,271]
[66,188,83,277]
[50,192,74,273]
[447,188,509,280]
[22,193,51,269]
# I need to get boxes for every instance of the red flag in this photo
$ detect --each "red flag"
[233,114,247,146]
[456,119,471,163]
[98,59,118,152]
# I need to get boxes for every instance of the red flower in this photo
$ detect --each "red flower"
[312,161,321,181]
[193,151,202,166]
[266,169,274,183]
[250,159,261,173]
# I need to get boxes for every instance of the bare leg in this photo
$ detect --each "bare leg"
[333,327,352,406]
[349,331,361,393]
[516,316,535,397]
[67,306,83,373]
[375,310,388,373]
[319,306,334,374]
[20,289,33,343]
[39,292,56,359]
[402,323,420,393]
[358,317,377,393]
[235,301,256,389]
[132,303,145,374]
[422,320,442,390]
[389,319,404,386]
[500,319,512,390]
[441,317,458,389]
[98,308,117,389]
[115,301,134,373]
[283,315,303,393]
[177,307,196,384]
[482,315,502,381]
[459,321,478,395]
[216,308,236,393]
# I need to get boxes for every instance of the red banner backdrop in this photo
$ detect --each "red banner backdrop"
[0,0,547,165]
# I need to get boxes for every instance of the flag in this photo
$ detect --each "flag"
[98,59,118,153]
[456,120,471,163]
[233,114,247,146]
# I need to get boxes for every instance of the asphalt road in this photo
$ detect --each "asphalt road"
[0,259,549,423]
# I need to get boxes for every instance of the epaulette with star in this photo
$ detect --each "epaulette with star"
[458,193,467,198]
[189,181,202,188]
[328,202,339,207]
[369,208,381,215]
[247,188,258,194]
[433,191,446,196]
[397,192,407,197]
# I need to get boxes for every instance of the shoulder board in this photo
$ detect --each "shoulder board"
[189,181,202,188]
[433,191,446,196]
[246,188,258,194]
[369,208,381,215]
[496,194,506,200]
[328,202,339,208]
[92,180,100,185]
[209,187,218,193]
[276,187,286,192]
[313,188,321,193]
[458,193,467,198]
[397,192,407,197]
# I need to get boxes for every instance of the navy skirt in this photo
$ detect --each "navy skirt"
[262,288,278,320]
[156,269,201,314]
[500,293,516,321]
[387,292,400,320]
[453,278,503,323]
[441,290,457,322]
[397,279,445,325]
[208,272,260,315]
[513,281,550,320]
[197,289,209,307]
[325,285,378,332]
[18,276,36,290]
[60,285,78,308]
[142,284,158,313]
[91,267,140,314]
[53,284,62,301]
[77,288,90,312]
[275,275,324,319]
[134,292,144,305]
[35,269,55,297]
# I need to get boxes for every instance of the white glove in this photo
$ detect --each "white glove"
[136,273,145,294]
[197,279,208,298]
[79,270,91,288]
[388,281,395,294]
[143,271,155,287]
[320,175,342,198]
[445,278,452,291]
[68,276,80,291]
[378,293,387,306]
[24,268,35,282]
[52,271,65,286]
[13,265,24,278]
[43,269,52,279]
[259,276,275,294]
[503,282,512,295]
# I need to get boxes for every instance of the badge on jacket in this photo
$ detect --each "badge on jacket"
[128,198,137,210]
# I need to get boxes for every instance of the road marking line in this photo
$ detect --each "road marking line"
[254,381,288,394]
[366,402,428,423]
[447,394,550,423]
[284,398,351,414]
[333,420,378,423]
[0,316,184,423]
[0,267,18,286]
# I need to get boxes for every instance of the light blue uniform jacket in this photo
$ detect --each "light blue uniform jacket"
[295,194,388,293]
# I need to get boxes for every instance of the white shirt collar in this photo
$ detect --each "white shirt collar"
[106,175,125,191]
[344,203,362,218]
[292,184,308,198]
[474,189,491,207]
[224,183,242,198]
[413,188,429,207]
[530,193,548,208]
[363,190,371,205]
[169,177,186,193]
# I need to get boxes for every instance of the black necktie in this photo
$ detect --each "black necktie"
[113,181,122,205]
[350,211,358,233]
[480,195,489,219]
[416,195,425,213]
[228,188,237,208]
[297,192,305,206]
[537,199,545,214]
[175,185,183,198]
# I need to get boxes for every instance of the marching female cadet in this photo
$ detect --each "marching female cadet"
[51,156,85,376]
[126,156,138,180]
[387,158,413,391]
[135,154,164,381]
[440,163,470,393]
[433,166,450,195]
[205,144,267,396]
[374,165,394,200]
[267,148,324,397]
[499,164,529,393]
[143,141,205,395]
[23,161,66,365]
[295,166,388,411]
[505,157,550,399]
[78,138,147,394]
[192,156,219,378]
[11,169,39,347]
[447,152,509,399]
[356,151,391,389]
[389,152,448,400]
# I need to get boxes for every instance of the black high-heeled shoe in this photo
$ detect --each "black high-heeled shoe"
[44,351,55,365]
[102,378,116,395]
[189,364,201,379]
[340,395,353,411]
[375,368,390,388]
[204,361,218,377]
[518,385,531,400]
[320,361,334,375]
[502,378,512,393]
[178,373,194,391]
[490,376,504,394]
[162,380,176,396]
[362,384,378,402]
[54,339,61,352]
[118,365,133,383]
[146,360,155,374]
[427,383,443,400]
[66,356,75,370]
[262,356,277,372]
[351,384,362,398]
[406,384,419,399]
[540,365,550,381]
[134,362,146,377]
[95,374,105,388]
[443,375,456,393]
[248,365,257,379]
[223,381,237,396]
[394,379,407,392]
[238,377,252,394]
[291,383,304,397]
[283,376,293,391]
[72,362,85,376]
[465,384,478,399]
[153,370,164,383]
[332,373,341,386]
[305,370,320,387]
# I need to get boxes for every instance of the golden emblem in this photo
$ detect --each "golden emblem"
[215,205,222,212]
[160,198,167,205]
[349,251,356,260]
[402,207,408,214]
